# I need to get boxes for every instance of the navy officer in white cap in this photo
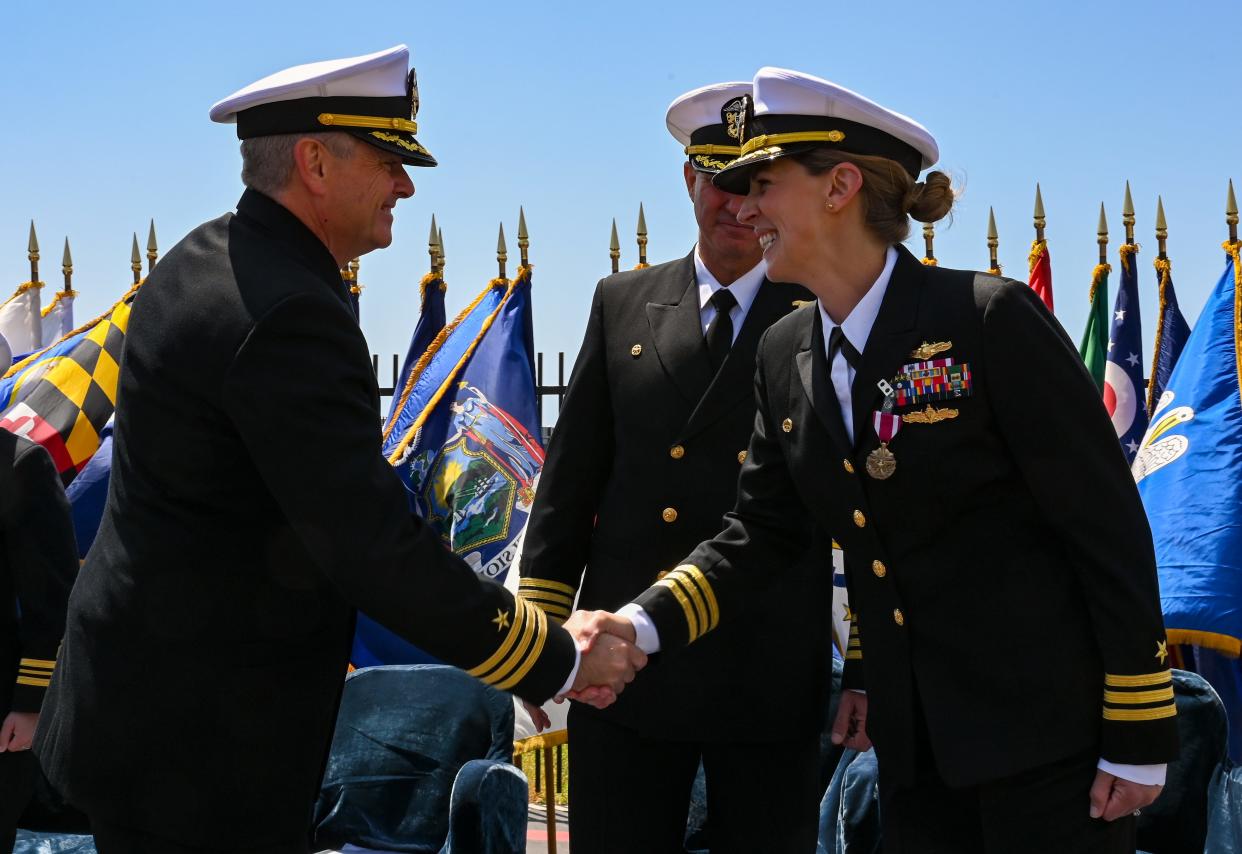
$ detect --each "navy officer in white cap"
[33,45,644,853]
[518,81,830,853]
[598,66,1178,853]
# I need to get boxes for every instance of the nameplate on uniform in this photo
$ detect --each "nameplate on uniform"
[893,359,973,408]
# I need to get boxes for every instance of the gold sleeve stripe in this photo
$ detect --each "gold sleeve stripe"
[1105,670,1172,688]
[18,667,52,678]
[1103,705,1178,722]
[656,577,702,641]
[520,589,574,607]
[482,601,540,687]
[674,566,720,630]
[526,598,571,614]
[468,599,529,678]
[519,578,577,596]
[16,675,51,687]
[19,658,56,669]
[671,573,710,634]
[844,651,863,660]
[1104,687,1175,705]
[496,606,549,692]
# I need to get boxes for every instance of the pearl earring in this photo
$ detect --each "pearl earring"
[825,201,835,210]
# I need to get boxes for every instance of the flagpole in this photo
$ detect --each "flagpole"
[518,207,529,268]
[437,227,446,274]
[1227,179,1238,247]
[921,222,936,266]
[428,215,440,274]
[1033,184,1046,245]
[62,238,73,293]
[609,219,620,274]
[987,208,1000,275]
[28,222,39,283]
[1097,203,1108,267]
[1147,197,1171,416]
[131,233,142,285]
[147,220,159,275]
[636,203,648,268]
[1155,197,1168,262]
[497,223,508,281]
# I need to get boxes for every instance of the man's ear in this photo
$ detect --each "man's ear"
[292,137,331,197]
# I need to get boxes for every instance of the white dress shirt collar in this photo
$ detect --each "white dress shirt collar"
[817,245,899,359]
[694,247,767,316]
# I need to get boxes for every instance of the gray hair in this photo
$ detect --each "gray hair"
[239,132,356,197]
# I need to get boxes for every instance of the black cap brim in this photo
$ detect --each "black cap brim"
[711,143,820,194]
[346,127,437,167]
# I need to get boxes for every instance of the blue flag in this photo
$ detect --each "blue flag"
[1136,244,1242,761]
[384,272,447,426]
[353,268,544,669]
[1146,257,1192,417]
[64,417,113,558]
[1105,245,1148,462]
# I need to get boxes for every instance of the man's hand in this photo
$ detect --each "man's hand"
[830,690,871,752]
[558,610,645,709]
[0,711,38,753]
[563,609,637,650]
[520,700,551,733]
[1089,769,1163,821]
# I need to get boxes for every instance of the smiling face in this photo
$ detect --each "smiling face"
[322,137,415,260]
[736,157,835,284]
[685,163,764,277]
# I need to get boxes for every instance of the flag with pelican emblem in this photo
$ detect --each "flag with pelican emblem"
[352,267,544,668]
[0,284,138,485]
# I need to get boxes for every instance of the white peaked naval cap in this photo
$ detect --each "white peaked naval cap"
[209,44,436,167]
[665,81,750,173]
[713,66,938,193]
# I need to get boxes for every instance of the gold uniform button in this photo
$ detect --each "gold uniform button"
[737,450,748,464]
[843,459,855,474]
[662,507,678,523]
[893,608,905,626]
[782,418,793,433]
[872,560,887,578]
[669,445,685,459]
[631,344,643,357]
[853,510,866,528]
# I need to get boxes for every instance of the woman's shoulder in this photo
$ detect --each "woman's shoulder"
[921,262,1033,315]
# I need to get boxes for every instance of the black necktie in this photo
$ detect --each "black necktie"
[705,288,738,371]
[828,326,861,370]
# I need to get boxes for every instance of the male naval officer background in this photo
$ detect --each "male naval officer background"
[33,45,643,853]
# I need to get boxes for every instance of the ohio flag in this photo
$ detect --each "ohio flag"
[1104,245,1148,462]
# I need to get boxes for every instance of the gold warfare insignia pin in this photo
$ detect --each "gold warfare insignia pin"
[1156,640,1169,664]
[910,341,952,360]
[722,96,746,141]
[902,404,959,424]
[492,608,511,632]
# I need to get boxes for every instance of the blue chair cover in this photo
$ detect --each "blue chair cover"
[817,748,881,854]
[313,664,523,854]
[1205,760,1242,853]
[13,830,97,853]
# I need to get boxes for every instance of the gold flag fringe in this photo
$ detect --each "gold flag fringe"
[1118,243,1140,274]
[3,280,141,381]
[1147,257,1174,416]
[1087,263,1111,304]
[1028,239,1046,274]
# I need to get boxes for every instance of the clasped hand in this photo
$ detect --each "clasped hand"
[566,610,646,705]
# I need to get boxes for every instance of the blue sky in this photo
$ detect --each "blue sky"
[5,0,1239,422]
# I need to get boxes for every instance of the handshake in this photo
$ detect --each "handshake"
[523,610,647,731]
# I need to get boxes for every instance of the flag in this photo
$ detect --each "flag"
[64,417,113,558]
[384,271,447,426]
[1078,262,1111,390]
[353,268,544,668]
[0,281,43,355]
[40,288,76,347]
[1104,245,1148,462]
[0,283,138,485]
[1136,243,1242,761]
[1028,239,1054,312]
[1147,257,1192,417]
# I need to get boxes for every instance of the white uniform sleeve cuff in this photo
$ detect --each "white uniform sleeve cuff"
[617,603,661,654]
[1097,759,1166,787]
[555,646,581,698]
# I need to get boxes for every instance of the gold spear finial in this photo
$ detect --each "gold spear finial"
[147,219,159,273]
[28,220,40,282]
[437,227,445,272]
[517,207,529,267]
[131,233,142,284]
[348,257,360,290]
[62,237,74,292]
[1033,183,1046,242]
[427,214,440,273]
[610,218,620,274]
[1097,203,1109,265]
[1122,181,1136,245]
[497,222,508,280]
[987,207,1000,274]
[1155,196,1168,260]
[922,222,935,265]
[636,203,648,267]
[1227,178,1238,245]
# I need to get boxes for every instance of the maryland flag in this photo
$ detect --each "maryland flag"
[0,284,138,485]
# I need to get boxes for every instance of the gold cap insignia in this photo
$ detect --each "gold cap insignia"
[407,68,420,120]
[902,404,959,424]
[910,341,952,360]
[721,96,746,141]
